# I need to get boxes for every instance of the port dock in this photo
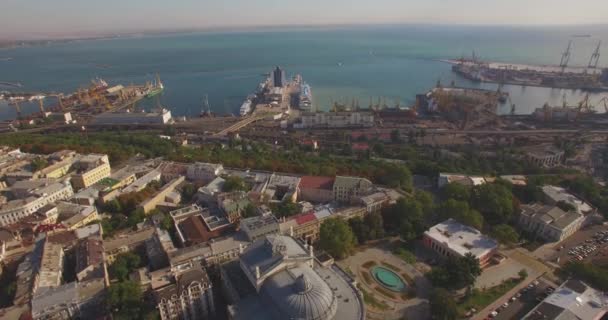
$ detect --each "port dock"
[448,42,608,92]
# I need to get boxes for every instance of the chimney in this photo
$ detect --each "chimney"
[255,266,261,279]
[309,245,314,258]
[290,226,294,237]
[239,243,243,254]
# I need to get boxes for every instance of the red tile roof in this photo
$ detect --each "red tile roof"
[352,143,369,151]
[295,212,317,225]
[299,176,335,190]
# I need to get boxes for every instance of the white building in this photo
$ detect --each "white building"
[519,203,585,243]
[91,109,172,125]
[438,173,487,188]
[0,180,74,226]
[542,185,594,214]
[423,219,498,268]
[523,280,608,320]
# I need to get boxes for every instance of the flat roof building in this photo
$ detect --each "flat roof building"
[542,185,594,214]
[423,219,498,268]
[523,280,608,320]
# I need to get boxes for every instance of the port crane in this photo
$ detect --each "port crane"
[589,41,601,69]
[560,41,573,71]
[598,97,608,113]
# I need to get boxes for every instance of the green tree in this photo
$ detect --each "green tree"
[492,224,519,245]
[242,203,258,218]
[181,183,197,203]
[272,200,301,218]
[223,176,248,192]
[103,199,122,214]
[110,252,141,281]
[471,184,514,224]
[390,129,401,143]
[441,183,471,201]
[414,190,435,216]
[319,218,356,259]
[30,157,48,171]
[349,213,385,244]
[518,269,528,279]
[107,281,144,320]
[428,253,481,290]
[438,199,484,230]
[429,288,458,320]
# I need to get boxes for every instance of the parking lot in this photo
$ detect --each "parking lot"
[491,278,555,320]
[552,224,608,266]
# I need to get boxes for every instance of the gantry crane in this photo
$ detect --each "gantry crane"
[589,41,601,69]
[598,97,608,113]
[560,41,573,71]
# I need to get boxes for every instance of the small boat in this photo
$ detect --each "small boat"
[337,62,343,67]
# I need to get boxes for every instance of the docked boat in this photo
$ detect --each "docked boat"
[146,74,164,98]
[240,98,253,116]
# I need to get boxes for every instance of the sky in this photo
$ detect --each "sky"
[1,0,607,40]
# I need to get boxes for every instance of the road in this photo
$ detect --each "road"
[494,279,554,320]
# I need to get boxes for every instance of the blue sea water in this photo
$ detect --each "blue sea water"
[1,24,607,120]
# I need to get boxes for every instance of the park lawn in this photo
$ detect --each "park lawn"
[457,277,522,316]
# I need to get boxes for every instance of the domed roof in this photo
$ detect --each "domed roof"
[261,266,338,320]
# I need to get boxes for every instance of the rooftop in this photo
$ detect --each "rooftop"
[542,185,593,214]
[521,203,583,231]
[523,280,608,320]
[424,218,498,259]
[298,176,335,190]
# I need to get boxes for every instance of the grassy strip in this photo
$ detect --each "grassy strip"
[457,277,523,316]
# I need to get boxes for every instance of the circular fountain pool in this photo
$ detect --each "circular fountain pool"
[371,266,407,292]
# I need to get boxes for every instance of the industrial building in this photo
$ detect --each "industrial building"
[294,111,374,129]
[90,108,172,125]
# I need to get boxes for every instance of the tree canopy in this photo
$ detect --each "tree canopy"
[491,224,519,245]
[429,288,458,320]
[428,253,481,290]
[349,213,385,244]
[438,199,484,230]
[107,281,144,320]
[319,218,356,259]
[109,252,142,281]
[471,184,514,224]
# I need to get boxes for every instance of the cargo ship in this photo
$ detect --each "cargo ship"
[146,74,164,98]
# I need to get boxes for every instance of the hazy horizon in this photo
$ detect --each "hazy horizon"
[2,0,608,41]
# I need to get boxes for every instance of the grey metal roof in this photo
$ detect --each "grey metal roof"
[261,266,337,320]
[240,235,308,277]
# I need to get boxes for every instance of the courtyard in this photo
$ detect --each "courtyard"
[338,240,431,320]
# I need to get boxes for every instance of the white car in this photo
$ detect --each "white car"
[490,311,499,317]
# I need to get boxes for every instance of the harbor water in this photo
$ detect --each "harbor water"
[1,24,607,120]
